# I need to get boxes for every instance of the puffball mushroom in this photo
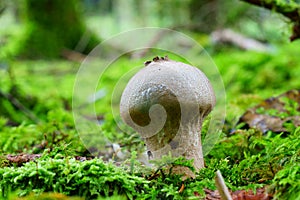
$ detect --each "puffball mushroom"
[120,56,216,176]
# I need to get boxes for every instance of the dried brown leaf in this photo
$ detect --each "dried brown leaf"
[204,187,272,200]
[238,90,300,133]
[7,154,41,165]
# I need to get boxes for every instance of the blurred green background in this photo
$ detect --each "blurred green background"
[0,0,300,199]
[0,0,296,59]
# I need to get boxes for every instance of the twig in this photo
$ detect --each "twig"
[61,48,86,62]
[215,170,233,200]
[211,29,271,52]
[0,89,40,123]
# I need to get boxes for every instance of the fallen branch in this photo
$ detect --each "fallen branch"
[211,29,271,52]
[0,89,40,123]
[240,0,300,41]
[61,48,86,62]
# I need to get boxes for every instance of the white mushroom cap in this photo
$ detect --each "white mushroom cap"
[120,56,216,174]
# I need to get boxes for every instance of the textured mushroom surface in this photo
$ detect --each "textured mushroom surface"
[120,56,216,173]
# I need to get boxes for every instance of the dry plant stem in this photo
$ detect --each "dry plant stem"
[215,170,233,200]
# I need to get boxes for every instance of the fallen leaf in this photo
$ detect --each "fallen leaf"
[231,187,272,200]
[204,186,272,200]
[7,154,41,165]
[238,90,300,133]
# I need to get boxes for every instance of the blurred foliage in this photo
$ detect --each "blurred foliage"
[0,0,296,58]
[2,0,99,58]
[240,0,300,41]
[0,60,77,124]
[189,0,252,33]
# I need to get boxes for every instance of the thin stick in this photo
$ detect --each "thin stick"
[215,170,233,200]
[0,89,40,123]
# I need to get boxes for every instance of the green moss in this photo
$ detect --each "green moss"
[0,157,149,199]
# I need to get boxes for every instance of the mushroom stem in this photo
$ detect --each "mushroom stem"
[181,118,204,169]
[145,115,204,171]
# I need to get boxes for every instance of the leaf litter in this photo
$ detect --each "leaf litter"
[238,90,300,133]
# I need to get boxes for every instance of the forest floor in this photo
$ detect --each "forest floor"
[0,41,300,199]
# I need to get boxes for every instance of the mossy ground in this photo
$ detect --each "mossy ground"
[0,41,300,199]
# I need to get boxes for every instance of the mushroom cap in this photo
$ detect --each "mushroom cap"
[120,58,216,138]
